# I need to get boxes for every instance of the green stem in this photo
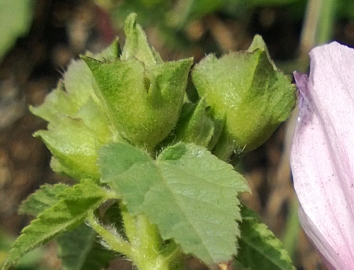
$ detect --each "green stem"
[316,0,336,44]
[299,0,335,58]
[299,0,323,57]
[281,195,300,260]
[87,212,133,258]
[120,204,183,270]
[89,203,182,270]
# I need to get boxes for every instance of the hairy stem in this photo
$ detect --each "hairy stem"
[120,204,183,270]
[87,212,133,258]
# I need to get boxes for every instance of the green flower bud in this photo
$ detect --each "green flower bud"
[82,14,193,150]
[192,35,296,159]
[31,41,120,180]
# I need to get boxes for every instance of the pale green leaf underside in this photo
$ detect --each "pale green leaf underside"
[57,223,114,270]
[2,182,108,270]
[237,206,295,270]
[99,142,249,266]
[19,183,69,216]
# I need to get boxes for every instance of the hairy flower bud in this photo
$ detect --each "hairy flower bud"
[192,36,295,159]
[83,14,192,150]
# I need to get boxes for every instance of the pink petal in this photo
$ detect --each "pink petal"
[291,42,354,269]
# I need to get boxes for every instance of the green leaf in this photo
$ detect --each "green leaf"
[0,0,32,61]
[237,206,295,270]
[1,181,109,270]
[192,35,296,156]
[19,184,69,216]
[57,223,114,270]
[99,142,249,266]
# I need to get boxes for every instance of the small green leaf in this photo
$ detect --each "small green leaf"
[1,181,109,270]
[237,206,295,270]
[99,142,249,266]
[192,35,296,157]
[19,184,69,216]
[57,223,114,270]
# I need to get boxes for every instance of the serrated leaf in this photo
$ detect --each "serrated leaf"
[57,223,114,270]
[237,206,295,270]
[1,181,109,270]
[99,142,249,266]
[19,184,69,216]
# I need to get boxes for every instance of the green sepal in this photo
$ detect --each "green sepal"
[121,13,163,66]
[172,98,215,148]
[34,117,106,180]
[85,38,120,61]
[247,34,276,70]
[192,35,296,158]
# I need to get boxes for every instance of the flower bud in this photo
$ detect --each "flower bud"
[192,35,295,159]
[82,14,192,150]
[31,42,120,180]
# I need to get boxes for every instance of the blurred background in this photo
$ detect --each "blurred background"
[1,0,354,269]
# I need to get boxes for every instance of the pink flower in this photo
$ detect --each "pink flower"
[291,42,354,269]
